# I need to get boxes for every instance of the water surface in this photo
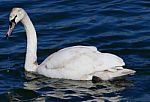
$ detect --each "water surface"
[0,0,150,101]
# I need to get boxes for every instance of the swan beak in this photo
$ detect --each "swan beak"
[6,21,16,38]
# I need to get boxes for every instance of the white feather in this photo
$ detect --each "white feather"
[9,8,136,80]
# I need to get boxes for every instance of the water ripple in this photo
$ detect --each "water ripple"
[0,0,149,101]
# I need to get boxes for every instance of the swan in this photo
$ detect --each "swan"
[6,8,135,81]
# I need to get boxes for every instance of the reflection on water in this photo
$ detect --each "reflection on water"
[1,71,133,101]
[3,72,131,101]
[0,0,149,101]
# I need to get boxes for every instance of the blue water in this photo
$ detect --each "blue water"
[0,0,150,101]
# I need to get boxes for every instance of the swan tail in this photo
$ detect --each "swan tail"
[92,67,136,81]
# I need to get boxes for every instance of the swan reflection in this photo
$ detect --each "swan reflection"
[22,72,134,102]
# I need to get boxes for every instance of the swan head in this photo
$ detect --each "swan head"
[6,8,25,37]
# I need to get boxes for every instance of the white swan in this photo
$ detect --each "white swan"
[6,8,135,81]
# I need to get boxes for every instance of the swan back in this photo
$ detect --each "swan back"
[37,46,130,80]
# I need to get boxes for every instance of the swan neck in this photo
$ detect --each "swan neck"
[21,13,38,72]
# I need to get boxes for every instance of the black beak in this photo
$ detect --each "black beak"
[6,21,16,38]
[6,15,17,38]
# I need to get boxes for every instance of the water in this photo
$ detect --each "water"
[0,0,150,101]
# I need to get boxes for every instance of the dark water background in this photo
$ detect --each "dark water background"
[0,0,150,101]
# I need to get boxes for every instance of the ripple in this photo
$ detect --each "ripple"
[0,0,149,101]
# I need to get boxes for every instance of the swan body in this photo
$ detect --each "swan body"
[6,8,135,81]
[37,46,129,80]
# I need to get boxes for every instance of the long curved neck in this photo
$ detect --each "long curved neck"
[21,13,38,72]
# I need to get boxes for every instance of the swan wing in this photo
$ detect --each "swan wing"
[37,46,126,80]
[39,46,99,69]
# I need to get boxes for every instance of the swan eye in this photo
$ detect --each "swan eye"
[10,15,17,20]
[13,15,17,20]
[10,15,17,25]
